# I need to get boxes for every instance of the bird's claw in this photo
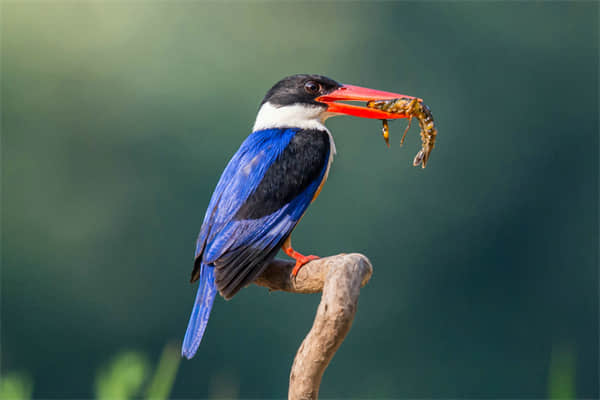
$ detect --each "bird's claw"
[290,255,319,281]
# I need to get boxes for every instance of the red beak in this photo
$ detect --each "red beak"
[316,84,420,119]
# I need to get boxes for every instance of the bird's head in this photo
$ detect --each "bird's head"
[253,74,416,132]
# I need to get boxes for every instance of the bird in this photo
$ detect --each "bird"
[182,74,413,359]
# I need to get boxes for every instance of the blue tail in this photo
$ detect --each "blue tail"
[182,264,217,359]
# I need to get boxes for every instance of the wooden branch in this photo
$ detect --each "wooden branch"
[254,253,373,400]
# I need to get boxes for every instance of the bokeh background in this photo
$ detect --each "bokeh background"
[2,1,598,398]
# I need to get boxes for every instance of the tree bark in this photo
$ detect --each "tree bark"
[254,253,373,400]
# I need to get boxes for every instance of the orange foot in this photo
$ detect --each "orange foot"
[290,254,319,277]
[282,238,319,277]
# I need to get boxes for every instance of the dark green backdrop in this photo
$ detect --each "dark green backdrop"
[2,2,598,398]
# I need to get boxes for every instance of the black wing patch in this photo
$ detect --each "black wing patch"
[234,129,330,220]
[213,238,285,299]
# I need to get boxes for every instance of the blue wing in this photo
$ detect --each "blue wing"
[192,128,298,267]
[193,127,330,298]
[183,127,330,358]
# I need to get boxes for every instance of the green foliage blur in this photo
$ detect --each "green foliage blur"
[95,352,149,400]
[0,372,33,400]
[2,2,597,398]
[1,343,180,400]
[548,345,576,400]
[0,344,576,400]
[93,343,181,400]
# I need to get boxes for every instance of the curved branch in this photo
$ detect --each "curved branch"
[254,253,373,400]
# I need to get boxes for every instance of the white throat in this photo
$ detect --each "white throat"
[252,102,331,132]
[251,101,337,159]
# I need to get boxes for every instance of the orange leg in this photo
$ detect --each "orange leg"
[282,236,319,277]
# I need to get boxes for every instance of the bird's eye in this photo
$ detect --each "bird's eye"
[304,81,321,95]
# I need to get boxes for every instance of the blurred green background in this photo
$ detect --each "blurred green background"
[2,1,597,398]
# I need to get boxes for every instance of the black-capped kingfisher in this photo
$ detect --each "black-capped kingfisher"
[182,74,414,358]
